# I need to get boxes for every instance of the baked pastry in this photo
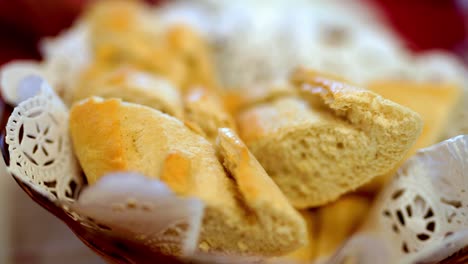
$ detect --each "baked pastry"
[82,0,219,92]
[167,25,219,91]
[280,210,318,263]
[282,195,370,263]
[361,80,462,192]
[369,80,461,150]
[314,195,370,260]
[69,97,307,256]
[86,0,188,88]
[184,87,236,140]
[236,68,423,208]
[73,66,184,119]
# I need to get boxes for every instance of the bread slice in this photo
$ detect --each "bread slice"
[236,68,423,208]
[183,87,236,141]
[361,80,462,192]
[73,66,184,119]
[69,97,307,256]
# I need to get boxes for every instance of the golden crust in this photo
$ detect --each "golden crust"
[160,151,193,195]
[315,195,370,258]
[361,80,462,192]
[69,97,127,184]
[73,65,184,119]
[70,97,307,256]
[236,68,423,208]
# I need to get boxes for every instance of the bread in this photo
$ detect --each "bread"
[184,87,236,140]
[315,195,370,260]
[73,66,184,119]
[369,80,461,149]
[215,128,307,253]
[86,1,188,88]
[69,97,307,256]
[229,80,296,113]
[85,1,218,91]
[361,80,462,192]
[167,25,219,91]
[279,195,370,263]
[280,210,318,263]
[236,68,423,208]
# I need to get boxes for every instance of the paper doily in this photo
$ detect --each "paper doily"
[4,78,82,202]
[330,136,467,264]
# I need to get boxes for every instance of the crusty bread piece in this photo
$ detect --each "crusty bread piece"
[85,1,219,91]
[315,195,370,260]
[360,80,462,192]
[184,87,236,141]
[279,210,318,264]
[236,68,423,208]
[368,80,461,151]
[69,97,306,256]
[281,195,370,264]
[167,25,219,92]
[215,128,307,254]
[86,1,188,88]
[228,80,296,113]
[73,66,184,119]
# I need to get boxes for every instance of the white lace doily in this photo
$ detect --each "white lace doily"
[331,135,468,263]
[4,78,82,202]
[379,135,467,258]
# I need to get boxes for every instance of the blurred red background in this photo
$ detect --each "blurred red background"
[0,0,466,66]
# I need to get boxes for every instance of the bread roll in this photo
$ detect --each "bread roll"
[69,97,307,256]
[236,68,423,208]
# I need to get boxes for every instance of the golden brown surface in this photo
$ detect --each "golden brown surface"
[69,98,126,184]
[315,195,370,259]
[73,65,185,118]
[69,98,307,256]
[82,1,218,92]
[236,68,423,208]
[361,80,461,192]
